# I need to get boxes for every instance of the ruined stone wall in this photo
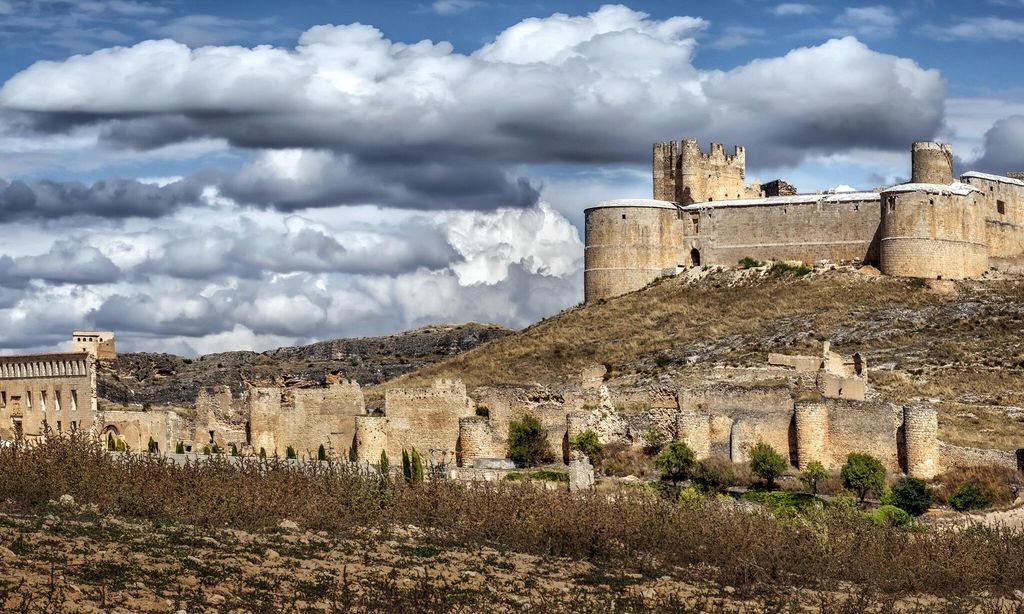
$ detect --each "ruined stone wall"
[383,379,474,464]
[794,401,829,469]
[289,382,365,458]
[248,387,282,455]
[99,409,185,453]
[193,386,247,450]
[903,405,939,479]
[0,353,97,440]
[476,385,590,457]
[584,203,686,302]
[961,173,1024,260]
[939,441,1019,472]
[681,386,794,463]
[761,179,797,198]
[825,399,902,471]
[685,195,881,268]
[879,187,988,279]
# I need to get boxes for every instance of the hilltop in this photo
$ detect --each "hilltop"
[376,266,1024,450]
[97,322,511,408]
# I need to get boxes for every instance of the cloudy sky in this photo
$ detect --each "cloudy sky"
[1,0,1022,355]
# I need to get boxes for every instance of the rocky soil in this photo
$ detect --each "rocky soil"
[97,323,510,408]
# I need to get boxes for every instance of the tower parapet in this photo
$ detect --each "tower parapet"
[654,139,746,204]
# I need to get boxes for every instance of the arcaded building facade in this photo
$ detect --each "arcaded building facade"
[584,140,1024,302]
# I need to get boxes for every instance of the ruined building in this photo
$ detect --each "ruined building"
[585,140,1024,302]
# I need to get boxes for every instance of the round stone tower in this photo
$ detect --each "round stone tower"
[879,182,987,279]
[911,142,954,185]
[583,199,685,302]
[354,415,387,464]
[794,402,830,469]
[457,416,492,467]
[902,406,939,479]
[676,410,711,459]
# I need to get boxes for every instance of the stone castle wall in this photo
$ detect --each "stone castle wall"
[962,173,1024,260]
[100,409,185,453]
[654,140,753,204]
[457,416,505,466]
[0,353,97,440]
[383,379,474,464]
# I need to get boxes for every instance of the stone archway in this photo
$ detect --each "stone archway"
[690,248,701,267]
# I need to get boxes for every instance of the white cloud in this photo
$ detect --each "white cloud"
[430,0,480,15]
[922,17,1024,42]
[771,3,817,16]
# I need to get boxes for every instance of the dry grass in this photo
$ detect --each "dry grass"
[370,268,1024,449]
[4,434,1024,608]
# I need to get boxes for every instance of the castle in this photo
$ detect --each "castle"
[584,140,1024,302]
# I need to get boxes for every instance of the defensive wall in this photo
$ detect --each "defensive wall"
[585,140,1024,301]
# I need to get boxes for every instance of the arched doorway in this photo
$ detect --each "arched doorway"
[690,248,701,267]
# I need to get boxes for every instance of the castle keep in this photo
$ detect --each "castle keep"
[585,140,1024,302]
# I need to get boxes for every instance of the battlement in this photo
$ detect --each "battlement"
[654,138,749,204]
[679,139,745,166]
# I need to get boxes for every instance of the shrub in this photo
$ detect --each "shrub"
[654,440,695,485]
[410,449,425,483]
[691,460,728,493]
[741,491,820,516]
[507,415,554,467]
[230,443,239,457]
[115,438,126,453]
[678,486,703,507]
[106,432,116,451]
[348,445,357,463]
[147,437,158,454]
[771,261,812,276]
[202,445,211,455]
[738,256,762,269]
[503,470,568,483]
[599,443,656,478]
[175,441,185,455]
[318,444,327,461]
[210,443,220,455]
[568,430,603,463]
[286,446,297,460]
[402,450,412,481]
[950,482,989,512]
[642,425,667,455]
[934,465,1019,508]
[799,460,827,495]
[259,447,267,459]
[379,451,390,476]
[869,505,912,528]
[840,453,886,503]
[889,476,933,516]
[748,442,786,489]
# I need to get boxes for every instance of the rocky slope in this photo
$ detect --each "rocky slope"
[98,323,510,407]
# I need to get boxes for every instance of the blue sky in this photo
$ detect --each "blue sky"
[0,1,1022,354]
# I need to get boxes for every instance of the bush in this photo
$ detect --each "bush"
[503,470,568,483]
[410,449,425,483]
[230,443,239,457]
[840,453,886,503]
[599,443,656,478]
[348,445,357,463]
[175,441,185,455]
[950,482,990,512]
[286,446,297,460]
[507,415,555,467]
[741,491,820,516]
[379,450,390,476]
[653,440,695,485]
[934,465,1019,509]
[402,450,412,481]
[147,437,158,454]
[869,505,912,528]
[318,444,327,461]
[106,432,116,451]
[259,447,267,459]
[568,430,602,463]
[642,425,667,455]
[889,476,933,516]
[799,460,827,495]
[748,442,786,489]
[738,257,762,269]
[678,486,703,508]
[771,261,812,276]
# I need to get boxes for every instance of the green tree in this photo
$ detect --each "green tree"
[507,415,554,467]
[749,442,786,489]
[175,441,185,454]
[318,443,327,461]
[950,482,989,512]
[799,460,827,496]
[348,444,357,463]
[889,476,933,516]
[642,425,667,455]
[654,440,696,485]
[568,429,603,463]
[230,443,239,457]
[286,446,297,460]
[840,453,886,503]
[379,450,390,476]
[147,437,158,453]
[402,449,412,481]
[107,432,116,451]
[259,447,267,459]
[691,460,726,493]
[410,448,425,483]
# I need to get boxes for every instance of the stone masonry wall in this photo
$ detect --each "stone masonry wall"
[100,409,185,453]
[0,353,98,440]
[384,379,474,465]
[457,416,505,467]
[962,173,1024,260]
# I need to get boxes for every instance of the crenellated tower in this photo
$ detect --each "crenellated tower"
[653,139,747,204]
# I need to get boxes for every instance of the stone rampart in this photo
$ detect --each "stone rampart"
[903,405,939,479]
[100,409,185,453]
[794,401,829,468]
[457,416,505,467]
[354,415,388,464]
[383,379,474,462]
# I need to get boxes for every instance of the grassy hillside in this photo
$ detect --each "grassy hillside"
[375,267,1024,450]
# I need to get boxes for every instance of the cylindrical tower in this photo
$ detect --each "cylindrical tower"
[794,402,830,469]
[354,415,387,465]
[879,185,988,279]
[457,416,494,468]
[911,142,954,185]
[584,199,684,303]
[676,410,711,459]
[903,406,939,479]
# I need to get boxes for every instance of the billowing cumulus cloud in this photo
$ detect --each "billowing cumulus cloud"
[2,5,944,195]
[973,115,1024,174]
[0,176,202,221]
